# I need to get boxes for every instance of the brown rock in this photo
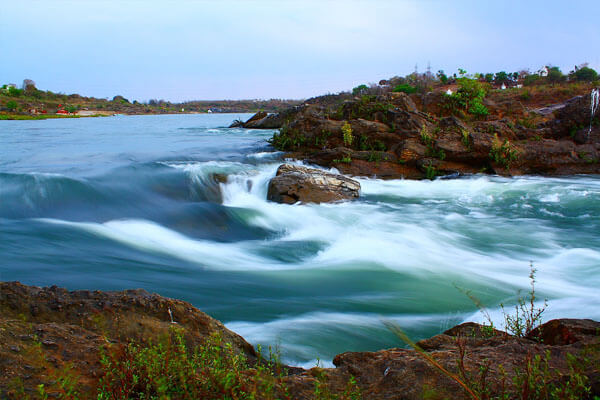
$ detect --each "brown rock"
[267,164,360,204]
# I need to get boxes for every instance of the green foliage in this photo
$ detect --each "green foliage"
[520,90,532,101]
[333,156,352,164]
[461,129,472,150]
[489,134,518,169]
[501,263,547,338]
[445,73,489,118]
[547,67,565,84]
[399,264,596,400]
[420,125,433,147]
[97,328,288,400]
[570,66,598,82]
[469,100,490,117]
[6,100,18,111]
[352,84,369,96]
[523,75,541,86]
[7,86,23,97]
[494,71,510,85]
[437,70,449,84]
[342,121,353,147]
[337,96,393,121]
[424,162,437,180]
[420,125,445,160]
[392,84,417,94]
[269,124,306,150]
[484,73,494,83]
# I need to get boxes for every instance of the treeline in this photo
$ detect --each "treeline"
[348,63,599,97]
[0,80,301,114]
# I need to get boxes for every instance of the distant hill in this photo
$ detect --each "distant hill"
[0,81,302,117]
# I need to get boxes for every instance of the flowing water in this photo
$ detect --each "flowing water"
[1,114,600,367]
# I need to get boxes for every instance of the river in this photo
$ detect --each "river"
[1,114,599,367]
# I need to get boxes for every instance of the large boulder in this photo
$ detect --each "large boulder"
[267,164,360,204]
[229,107,304,129]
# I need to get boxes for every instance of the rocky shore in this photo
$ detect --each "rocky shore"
[238,85,600,180]
[1,282,599,399]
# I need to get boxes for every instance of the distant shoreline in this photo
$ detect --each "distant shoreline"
[0,111,255,120]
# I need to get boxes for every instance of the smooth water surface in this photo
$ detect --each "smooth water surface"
[2,114,599,367]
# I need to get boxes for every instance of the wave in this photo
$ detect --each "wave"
[227,311,457,366]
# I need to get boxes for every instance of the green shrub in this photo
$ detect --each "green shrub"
[570,66,598,82]
[97,329,288,400]
[424,162,437,180]
[520,90,532,101]
[342,121,353,147]
[6,100,18,111]
[392,84,417,94]
[523,74,541,86]
[469,100,489,117]
[494,71,510,85]
[445,73,489,118]
[437,70,448,84]
[7,87,23,97]
[547,67,565,84]
[490,134,519,169]
[461,129,471,150]
[352,84,369,96]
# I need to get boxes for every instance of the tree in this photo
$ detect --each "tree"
[6,100,18,111]
[112,95,129,103]
[437,70,448,84]
[352,84,369,96]
[494,71,510,85]
[570,66,598,82]
[547,66,565,83]
[484,73,494,83]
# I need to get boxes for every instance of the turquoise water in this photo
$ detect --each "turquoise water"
[1,114,599,367]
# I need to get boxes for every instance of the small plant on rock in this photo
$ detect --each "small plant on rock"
[500,262,547,338]
[342,121,353,147]
[489,134,518,169]
[461,129,472,150]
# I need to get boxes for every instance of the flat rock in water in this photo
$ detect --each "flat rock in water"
[267,163,360,204]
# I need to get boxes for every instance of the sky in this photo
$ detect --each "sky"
[1,0,599,102]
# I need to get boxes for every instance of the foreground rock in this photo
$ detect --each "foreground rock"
[267,163,360,204]
[0,281,255,397]
[285,319,600,399]
[1,282,599,399]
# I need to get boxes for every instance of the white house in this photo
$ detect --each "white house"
[538,66,549,77]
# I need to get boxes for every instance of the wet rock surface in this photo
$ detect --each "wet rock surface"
[267,163,360,204]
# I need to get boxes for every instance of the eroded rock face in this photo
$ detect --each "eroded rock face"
[267,163,360,204]
[1,281,599,399]
[284,319,600,400]
[0,281,256,396]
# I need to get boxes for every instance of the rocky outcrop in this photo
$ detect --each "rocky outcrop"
[285,319,600,399]
[267,163,360,204]
[229,106,304,129]
[1,282,599,399]
[267,87,600,179]
[0,281,255,397]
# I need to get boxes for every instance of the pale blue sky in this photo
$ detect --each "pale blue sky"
[2,0,599,101]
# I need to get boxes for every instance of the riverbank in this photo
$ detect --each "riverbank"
[0,113,111,120]
[237,82,600,179]
[1,281,598,399]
